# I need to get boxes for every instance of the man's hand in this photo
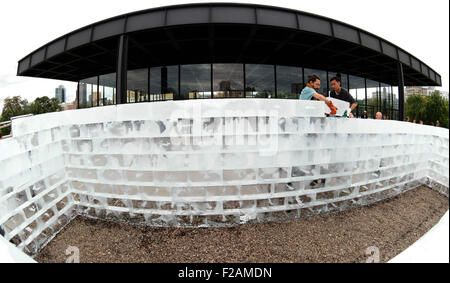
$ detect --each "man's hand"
[326,100,338,115]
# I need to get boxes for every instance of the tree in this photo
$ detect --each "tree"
[424,91,449,128]
[1,96,30,137]
[405,94,426,122]
[405,91,449,128]
[1,96,30,121]
[29,96,62,115]
[0,95,63,136]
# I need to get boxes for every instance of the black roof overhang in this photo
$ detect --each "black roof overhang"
[17,3,442,87]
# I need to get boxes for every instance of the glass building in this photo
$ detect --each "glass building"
[17,3,441,121]
[77,64,401,119]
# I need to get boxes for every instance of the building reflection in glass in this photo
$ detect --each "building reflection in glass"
[213,63,243,98]
[78,63,401,120]
[181,64,211,99]
[277,66,303,99]
[245,64,274,98]
[127,69,148,103]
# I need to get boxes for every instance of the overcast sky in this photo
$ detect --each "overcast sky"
[0,0,448,111]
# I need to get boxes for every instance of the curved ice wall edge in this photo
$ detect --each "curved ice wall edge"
[0,99,448,255]
[11,99,328,137]
[9,99,449,138]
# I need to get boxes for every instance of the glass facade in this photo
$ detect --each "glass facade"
[366,79,380,119]
[276,66,303,99]
[99,73,116,106]
[78,76,97,108]
[349,75,366,118]
[392,87,400,121]
[213,64,244,98]
[127,68,147,103]
[78,63,401,120]
[380,83,392,119]
[245,64,274,98]
[181,64,211,99]
[166,65,178,101]
[149,67,162,101]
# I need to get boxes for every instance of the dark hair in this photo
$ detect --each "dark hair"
[330,76,341,83]
[307,74,320,83]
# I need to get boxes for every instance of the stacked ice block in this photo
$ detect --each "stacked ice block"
[0,99,448,255]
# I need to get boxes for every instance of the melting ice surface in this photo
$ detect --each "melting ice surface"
[0,99,448,255]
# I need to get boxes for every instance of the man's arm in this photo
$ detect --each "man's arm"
[312,93,330,104]
[315,93,337,115]
[342,89,357,112]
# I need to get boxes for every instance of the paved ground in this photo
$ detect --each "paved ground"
[35,186,449,263]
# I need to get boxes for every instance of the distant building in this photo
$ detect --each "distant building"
[405,86,435,99]
[219,81,231,91]
[60,101,76,111]
[427,87,436,95]
[217,81,237,98]
[439,90,449,100]
[55,85,66,103]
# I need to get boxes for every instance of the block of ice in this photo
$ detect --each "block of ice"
[0,99,448,256]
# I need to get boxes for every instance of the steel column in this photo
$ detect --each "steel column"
[364,78,368,112]
[76,81,80,109]
[161,66,168,100]
[397,62,405,121]
[116,35,129,105]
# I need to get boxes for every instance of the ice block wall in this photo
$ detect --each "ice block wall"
[0,99,448,255]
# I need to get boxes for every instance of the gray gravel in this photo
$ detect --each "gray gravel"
[35,186,448,263]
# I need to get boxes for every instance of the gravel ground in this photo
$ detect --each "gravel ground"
[35,186,448,263]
